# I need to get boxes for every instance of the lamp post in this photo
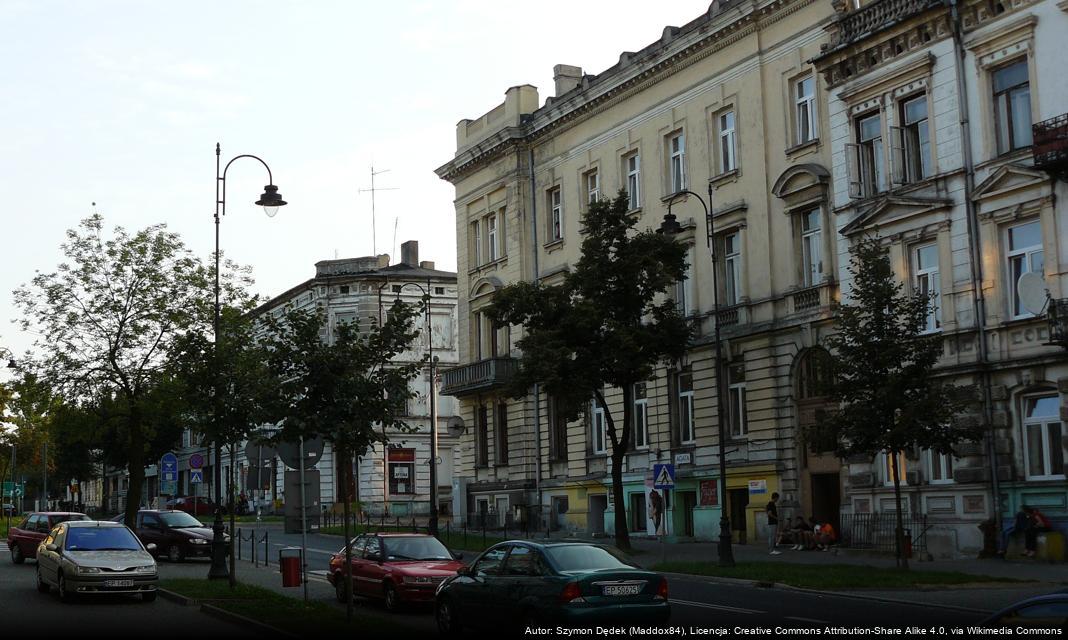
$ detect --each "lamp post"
[392,279,439,537]
[210,142,287,581]
[658,184,735,568]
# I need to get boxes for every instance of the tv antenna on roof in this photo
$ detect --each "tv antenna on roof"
[358,165,399,256]
[1018,271,1050,315]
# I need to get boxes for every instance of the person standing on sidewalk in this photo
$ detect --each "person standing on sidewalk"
[767,492,781,555]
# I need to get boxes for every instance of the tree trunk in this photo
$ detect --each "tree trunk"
[341,443,354,622]
[600,387,632,551]
[124,417,145,527]
[890,449,909,570]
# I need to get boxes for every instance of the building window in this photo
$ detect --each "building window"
[591,399,607,455]
[800,209,822,287]
[476,405,489,467]
[678,371,695,444]
[633,383,649,449]
[1006,220,1044,319]
[586,170,600,205]
[926,450,954,484]
[548,187,563,241]
[495,402,509,465]
[181,429,191,449]
[676,244,695,316]
[1022,395,1064,480]
[853,112,886,196]
[796,76,817,145]
[471,220,482,266]
[388,448,415,495]
[728,362,747,438]
[723,232,742,306]
[718,110,737,173]
[880,451,907,487]
[668,131,686,194]
[487,214,499,262]
[913,243,941,332]
[548,395,568,461]
[625,153,641,209]
[894,94,931,183]
[993,59,1032,155]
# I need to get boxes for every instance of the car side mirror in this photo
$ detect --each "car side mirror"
[146,543,157,552]
[45,543,58,553]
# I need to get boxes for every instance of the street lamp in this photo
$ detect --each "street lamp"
[3,353,15,528]
[211,143,287,581]
[392,280,440,537]
[658,184,735,568]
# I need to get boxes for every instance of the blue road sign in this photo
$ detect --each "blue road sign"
[653,463,675,489]
[160,452,178,483]
[190,469,203,484]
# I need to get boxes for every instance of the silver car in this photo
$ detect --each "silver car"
[35,520,159,602]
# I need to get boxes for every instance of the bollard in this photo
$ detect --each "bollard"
[237,528,243,561]
[264,531,270,567]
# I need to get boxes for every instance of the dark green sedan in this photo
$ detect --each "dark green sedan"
[434,540,670,634]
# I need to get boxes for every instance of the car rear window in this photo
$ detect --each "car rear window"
[545,545,635,572]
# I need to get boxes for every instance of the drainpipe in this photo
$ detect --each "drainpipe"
[528,146,543,524]
[949,0,1002,538]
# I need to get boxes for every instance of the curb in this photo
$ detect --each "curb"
[658,571,994,614]
[158,587,198,606]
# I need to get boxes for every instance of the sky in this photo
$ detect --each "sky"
[0,0,712,375]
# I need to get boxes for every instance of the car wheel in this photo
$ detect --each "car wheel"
[334,574,349,603]
[436,597,462,635]
[57,572,72,603]
[11,544,24,564]
[167,545,184,563]
[383,582,399,612]
[36,566,50,594]
[142,590,157,603]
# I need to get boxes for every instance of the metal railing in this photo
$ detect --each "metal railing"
[440,357,518,396]
[838,512,929,554]
[1033,113,1068,172]
[833,0,942,47]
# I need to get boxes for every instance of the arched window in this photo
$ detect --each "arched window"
[797,348,834,400]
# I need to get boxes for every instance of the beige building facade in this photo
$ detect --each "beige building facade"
[437,0,844,542]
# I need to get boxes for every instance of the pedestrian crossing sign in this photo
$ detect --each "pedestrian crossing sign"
[653,463,675,489]
[190,469,204,484]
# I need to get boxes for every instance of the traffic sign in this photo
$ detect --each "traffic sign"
[190,469,203,484]
[189,453,204,470]
[3,481,25,498]
[160,452,178,483]
[653,463,675,489]
[161,481,177,495]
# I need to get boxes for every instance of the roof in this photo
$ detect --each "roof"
[66,520,125,528]
[32,512,87,517]
[372,532,434,538]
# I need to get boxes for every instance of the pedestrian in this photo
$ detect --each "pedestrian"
[1024,506,1053,557]
[1001,505,1034,556]
[788,515,811,550]
[767,492,781,555]
[649,489,664,535]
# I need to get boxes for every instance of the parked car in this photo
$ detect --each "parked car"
[327,533,464,610]
[35,520,158,602]
[980,592,1068,628]
[8,512,90,564]
[434,540,670,634]
[2,503,15,516]
[164,496,223,516]
[112,509,226,562]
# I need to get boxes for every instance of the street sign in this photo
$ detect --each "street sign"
[653,463,675,489]
[2,481,25,498]
[189,453,204,470]
[190,469,203,484]
[160,452,178,484]
[161,481,177,495]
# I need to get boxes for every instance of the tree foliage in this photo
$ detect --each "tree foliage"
[488,191,691,549]
[812,237,980,567]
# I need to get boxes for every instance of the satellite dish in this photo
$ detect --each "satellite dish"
[446,416,466,438]
[1018,272,1049,315]
[276,436,325,470]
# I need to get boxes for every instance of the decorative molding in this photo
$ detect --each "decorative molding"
[838,51,935,102]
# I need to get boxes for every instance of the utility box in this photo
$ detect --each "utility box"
[283,469,320,534]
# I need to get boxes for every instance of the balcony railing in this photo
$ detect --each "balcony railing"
[440,357,519,398]
[793,286,822,312]
[832,0,942,47]
[716,306,740,327]
[1033,113,1068,176]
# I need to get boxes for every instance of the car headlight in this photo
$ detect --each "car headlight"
[77,566,101,575]
[189,538,208,545]
[135,565,157,573]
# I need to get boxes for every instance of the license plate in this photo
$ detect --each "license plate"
[603,584,642,596]
[104,579,134,588]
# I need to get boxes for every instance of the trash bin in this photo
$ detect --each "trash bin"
[279,547,302,587]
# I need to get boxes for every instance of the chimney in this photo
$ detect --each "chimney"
[553,64,583,97]
[420,261,436,270]
[401,240,419,267]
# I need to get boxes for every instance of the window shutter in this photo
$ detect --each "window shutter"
[889,126,906,185]
[845,143,862,198]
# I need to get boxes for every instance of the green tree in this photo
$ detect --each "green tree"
[13,215,221,526]
[488,192,691,550]
[811,237,980,568]
[260,301,423,620]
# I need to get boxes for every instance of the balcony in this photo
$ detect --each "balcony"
[440,357,519,398]
[831,0,943,48]
[1033,113,1068,178]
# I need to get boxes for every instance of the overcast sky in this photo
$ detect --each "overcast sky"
[0,0,711,372]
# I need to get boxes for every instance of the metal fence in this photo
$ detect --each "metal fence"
[838,513,929,554]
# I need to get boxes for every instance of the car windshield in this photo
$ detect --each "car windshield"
[545,545,635,571]
[159,511,203,528]
[65,526,142,551]
[381,536,453,561]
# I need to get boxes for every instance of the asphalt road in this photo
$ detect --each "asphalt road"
[0,542,256,638]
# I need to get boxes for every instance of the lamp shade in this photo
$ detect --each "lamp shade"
[658,212,682,236]
[255,185,287,217]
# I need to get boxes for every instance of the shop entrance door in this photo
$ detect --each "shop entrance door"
[811,473,840,532]
[728,488,749,543]
[679,491,697,537]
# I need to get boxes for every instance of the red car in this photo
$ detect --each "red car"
[7,512,90,563]
[165,496,222,516]
[328,533,464,611]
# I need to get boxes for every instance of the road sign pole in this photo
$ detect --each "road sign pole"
[299,436,308,603]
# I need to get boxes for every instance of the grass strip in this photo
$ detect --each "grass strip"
[160,578,405,634]
[652,561,1030,589]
